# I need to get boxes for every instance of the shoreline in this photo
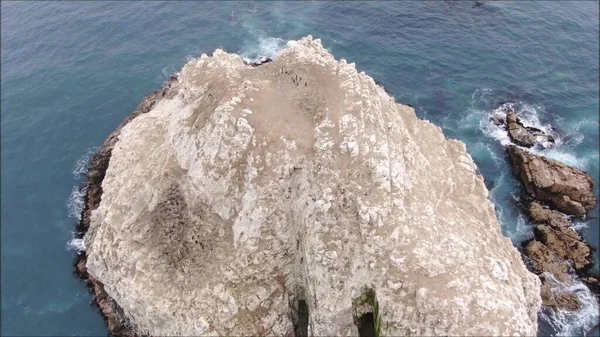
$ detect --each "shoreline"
[73,76,178,337]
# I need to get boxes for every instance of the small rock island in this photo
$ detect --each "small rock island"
[76,37,542,336]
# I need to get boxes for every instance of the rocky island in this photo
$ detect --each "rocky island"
[75,36,542,336]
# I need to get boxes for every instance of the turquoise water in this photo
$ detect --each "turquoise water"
[1,2,598,336]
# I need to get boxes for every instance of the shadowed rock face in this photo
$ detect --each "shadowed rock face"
[507,145,596,216]
[82,36,541,336]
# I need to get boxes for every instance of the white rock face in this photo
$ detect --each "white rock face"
[84,36,541,336]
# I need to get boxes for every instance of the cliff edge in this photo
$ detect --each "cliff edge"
[80,36,541,336]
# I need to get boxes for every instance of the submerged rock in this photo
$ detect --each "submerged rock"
[507,145,596,216]
[80,36,541,336]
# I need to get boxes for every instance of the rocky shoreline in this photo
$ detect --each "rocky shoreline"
[494,107,599,315]
[73,76,178,337]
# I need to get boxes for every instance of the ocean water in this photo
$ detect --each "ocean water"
[1,1,598,336]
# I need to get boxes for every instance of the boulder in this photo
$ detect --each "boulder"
[528,201,571,229]
[507,145,596,216]
[533,225,592,272]
[524,240,571,283]
[522,201,596,312]
[540,282,582,311]
[503,112,554,148]
[80,37,541,336]
[506,112,538,147]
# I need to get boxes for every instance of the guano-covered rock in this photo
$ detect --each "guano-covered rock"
[81,36,541,336]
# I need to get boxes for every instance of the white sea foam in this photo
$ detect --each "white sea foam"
[67,237,86,252]
[72,148,96,179]
[569,220,590,232]
[510,211,535,243]
[529,146,590,170]
[478,101,591,171]
[540,273,600,336]
[240,36,286,63]
[67,186,86,220]
[67,150,96,252]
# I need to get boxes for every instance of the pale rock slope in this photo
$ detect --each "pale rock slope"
[84,36,541,336]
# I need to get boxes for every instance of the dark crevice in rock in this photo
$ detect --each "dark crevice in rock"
[352,288,380,337]
[244,56,273,67]
[357,312,376,337]
[73,75,178,337]
[293,299,309,337]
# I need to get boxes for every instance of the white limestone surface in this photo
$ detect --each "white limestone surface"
[84,36,541,336]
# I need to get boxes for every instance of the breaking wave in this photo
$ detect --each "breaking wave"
[478,99,590,170]
[67,238,86,252]
[539,273,600,336]
[240,36,287,63]
[72,147,96,179]
[67,186,86,220]
[67,149,95,252]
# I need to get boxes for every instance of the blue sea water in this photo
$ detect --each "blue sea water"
[1,1,598,336]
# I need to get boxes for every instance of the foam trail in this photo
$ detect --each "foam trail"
[67,149,95,252]
[479,101,591,171]
[67,186,86,220]
[67,237,86,252]
[540,273,600,336]
[72,147,96,179]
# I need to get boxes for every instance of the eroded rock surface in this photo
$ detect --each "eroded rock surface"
[540,282,582,311]
[508,145,596,216]
[82,37,541,336]
[522,201,596,311]
[528,201,572,229]
[491,106,554,148]
[506,112,551,147]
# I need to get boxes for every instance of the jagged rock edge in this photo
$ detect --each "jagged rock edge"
[73,75,178,337]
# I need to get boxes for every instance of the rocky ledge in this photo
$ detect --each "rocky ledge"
[500,118,598,314]
[76,37,541,336]
[508,145,596,217]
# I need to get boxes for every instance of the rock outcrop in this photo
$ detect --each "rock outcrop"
[80,37,541,336]
[506,112,551,147]
[507,145,596,216]
[540,281,582,311]
[519,195,597,312]
[527,202,593,271]
[491,106,554,148]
